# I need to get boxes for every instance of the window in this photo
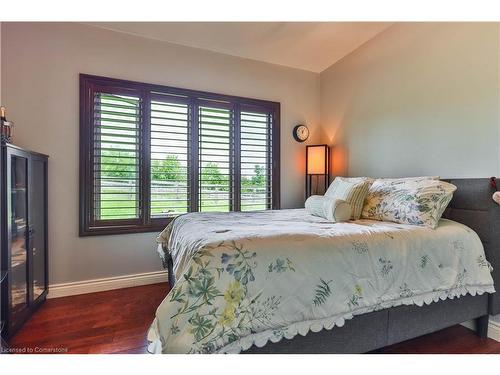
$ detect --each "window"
[80,74,280,235]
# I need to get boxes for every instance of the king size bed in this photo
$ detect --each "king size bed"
[147,178,500,354]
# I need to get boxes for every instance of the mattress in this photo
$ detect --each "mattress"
[149,208,495,354]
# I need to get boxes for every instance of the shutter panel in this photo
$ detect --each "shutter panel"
[93,92,142,221]
[150,97,190,217]
[240,109,272,211]
[198,104,233,212]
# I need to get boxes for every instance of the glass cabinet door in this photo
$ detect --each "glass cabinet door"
[31,158,47,301]
[9,153,29,324]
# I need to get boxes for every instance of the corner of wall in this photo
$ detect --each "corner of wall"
[318,23,500,179]
[498,22,500,177]
[0,21,2,106]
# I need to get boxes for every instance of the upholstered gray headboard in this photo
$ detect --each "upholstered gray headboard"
[442,178,500,315]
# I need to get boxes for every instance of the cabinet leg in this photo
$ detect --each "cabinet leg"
[0,337,8,353]
[476,315,489,339]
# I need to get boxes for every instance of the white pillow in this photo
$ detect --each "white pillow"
[305,196,351,222]
[325,178,371,220]
[361,179,456,228]
[334,176,375,184]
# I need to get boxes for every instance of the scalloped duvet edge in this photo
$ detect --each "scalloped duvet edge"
[146,284,495,354]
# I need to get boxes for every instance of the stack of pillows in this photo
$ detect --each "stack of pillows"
[305,176,456,229]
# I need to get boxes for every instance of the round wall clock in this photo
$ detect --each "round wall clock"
[293,124,309,143]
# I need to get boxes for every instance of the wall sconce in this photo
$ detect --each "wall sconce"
[306,144,330,199]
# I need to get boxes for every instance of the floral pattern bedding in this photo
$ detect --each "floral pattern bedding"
[148,209,495,354]
[361,178,456,228]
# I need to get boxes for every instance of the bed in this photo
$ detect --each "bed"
[148,178,500,354]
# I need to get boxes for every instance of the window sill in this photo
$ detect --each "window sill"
[79,220,173,237]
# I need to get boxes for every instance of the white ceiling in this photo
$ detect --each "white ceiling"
[86,22,392,73]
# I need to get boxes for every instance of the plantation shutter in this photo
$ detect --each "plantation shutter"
[150,95,191,218]
[197,102,234,212]
[92,90,143,223]
[240,107,273,211]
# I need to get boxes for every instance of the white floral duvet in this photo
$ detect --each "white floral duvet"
[148,209,495,354]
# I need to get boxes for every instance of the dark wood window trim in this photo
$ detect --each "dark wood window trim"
[80,74,280,236]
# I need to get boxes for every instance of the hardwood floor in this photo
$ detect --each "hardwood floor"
[9,283,169,354]
[7,283,500,354]
[380,325,500,354]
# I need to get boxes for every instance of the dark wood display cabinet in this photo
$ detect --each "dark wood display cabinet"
[0,141,48,347]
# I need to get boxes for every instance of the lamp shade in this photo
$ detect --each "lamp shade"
[306,145,328,175]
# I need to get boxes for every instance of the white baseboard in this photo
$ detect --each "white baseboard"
[47,270,168,299]
[490,321,500,342]
[461,319,500,342]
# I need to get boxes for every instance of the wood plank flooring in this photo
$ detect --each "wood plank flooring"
[8,283,168,354]
[7,283,500,354]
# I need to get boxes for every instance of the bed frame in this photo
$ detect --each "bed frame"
[163,178,500,353]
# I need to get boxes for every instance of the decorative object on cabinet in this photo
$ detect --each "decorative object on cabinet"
[0,107,14,144]
[0,140,48,342]
[292,124,309,142]
[305,144,330,199]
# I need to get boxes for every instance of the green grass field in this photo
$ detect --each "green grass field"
[99,188,266,219]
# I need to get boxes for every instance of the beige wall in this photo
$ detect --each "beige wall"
[1,22,321,285]
[320,22,500,178]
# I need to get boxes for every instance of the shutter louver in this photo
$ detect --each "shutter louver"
[240,110,272,211]
[150,99,190,217]
[198,105,233,212]
[93,92,142,221]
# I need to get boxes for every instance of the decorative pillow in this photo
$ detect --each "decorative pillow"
[334,176,438,184]
[325,178,371,220]
[334,176,375,184]
[361,179,457,228]
[305,196,352,222]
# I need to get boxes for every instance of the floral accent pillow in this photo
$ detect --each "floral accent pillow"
[361,179,457,228]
